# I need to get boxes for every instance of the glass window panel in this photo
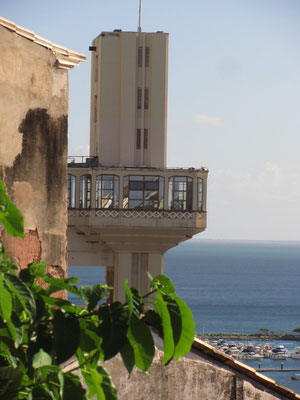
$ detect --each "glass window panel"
[198,178,203,210]
[102,180,113,189]
[144,181,159,190]
[123,185,129,197]
[130,181,144,190]
[130,190,143,199]
[102,189,113,198]
[67,174,76,208]
[114,179,119,208]
[102,175,113,180]
[145,191,158,200]
[129,176,143,181]
[80,175,91,209]
[168,176,193,211]
[145,175,156,181]
[173,192,180,201]
[102,198,112,208]
[129,200,143,209]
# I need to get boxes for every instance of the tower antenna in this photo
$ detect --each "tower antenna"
[138,0,142,32]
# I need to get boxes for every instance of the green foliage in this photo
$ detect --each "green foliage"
[293,327,300,333]
[0,181,24,238]
[0,180,195,399]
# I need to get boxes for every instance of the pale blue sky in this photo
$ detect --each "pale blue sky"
[2,1,300,241]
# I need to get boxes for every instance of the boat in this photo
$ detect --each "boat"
[237,344,263,360]
[270,345,288,360]
[291,374,300,380]
[291,347,300,360]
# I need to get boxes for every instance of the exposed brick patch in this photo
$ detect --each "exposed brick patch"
[3,229,41,269]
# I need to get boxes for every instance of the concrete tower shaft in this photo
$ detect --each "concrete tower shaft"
[89,31,168,168]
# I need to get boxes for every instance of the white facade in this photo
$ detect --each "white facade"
[89,30,168,168]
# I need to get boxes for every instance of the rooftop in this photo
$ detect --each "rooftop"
[0,16,86,69]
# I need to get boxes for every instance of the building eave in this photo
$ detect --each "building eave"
[0,16,86,69]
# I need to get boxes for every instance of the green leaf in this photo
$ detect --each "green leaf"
[98,302,128,361]
[124,281,143,319]
[126,316,155,371]
[124,280,133,316]
[145,309,163,337]
[5,273,36,321]
[78,319,102,354]
[79,284,110,311]
[95,366,117,400]
[0,366,24,387]
[170,293,195,360]
[28,261,47,279]
[41,295,81,315]
[44,275,81,297]
[164,294,182,354]
[151,274,175,294]
[120,337,135,375]
[63,373,87,400]
[11,312,23,347]
[53,309,80,363]
[82,366,117,400]
[0,274,12,321]
[0,180,24,238]
[154,292,174,364]
[32,349,52,368]
[31,384,54,400]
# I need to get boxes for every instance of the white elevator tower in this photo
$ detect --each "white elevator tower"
[67,26,208,301]
[89,30,168,168]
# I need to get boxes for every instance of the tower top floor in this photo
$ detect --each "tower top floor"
[89,30,168,169]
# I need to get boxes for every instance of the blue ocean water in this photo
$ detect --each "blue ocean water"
[164,240,300,335]
[69,239,300,393]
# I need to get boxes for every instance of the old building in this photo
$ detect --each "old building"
[0,17,85,283]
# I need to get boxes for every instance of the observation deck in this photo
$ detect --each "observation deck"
[67,156,208,300]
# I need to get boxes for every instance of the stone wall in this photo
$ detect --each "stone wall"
[0,21,84,284]
[104,350,294,400]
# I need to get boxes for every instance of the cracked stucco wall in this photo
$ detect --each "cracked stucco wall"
[103,350,291,400]
[0,24,68,281]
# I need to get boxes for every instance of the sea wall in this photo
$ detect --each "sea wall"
[0,22,69,283]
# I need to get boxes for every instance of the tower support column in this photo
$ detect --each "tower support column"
[111,251,164,302]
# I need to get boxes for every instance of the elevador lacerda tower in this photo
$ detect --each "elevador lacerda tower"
[67,19,208,301]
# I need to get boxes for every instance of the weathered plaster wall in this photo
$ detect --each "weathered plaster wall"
[0,23,69,278]
[104,351,292,400]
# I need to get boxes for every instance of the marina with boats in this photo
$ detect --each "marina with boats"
[205,339,300,361]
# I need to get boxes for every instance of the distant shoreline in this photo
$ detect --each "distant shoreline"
[196,333,300,342]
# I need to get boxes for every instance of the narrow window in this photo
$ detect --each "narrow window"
[138,46,143,67]
[67,174,76,208]
[144,129,148,149]
[145,47,150,67]
[197,178,203,210]
[96,175,119,209]
[168,176,193,211]
[144,88,149,109]
[136,129,141,149]
[137,87,142,109]
[80,175,91,209]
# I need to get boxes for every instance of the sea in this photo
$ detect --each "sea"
[69,239,300,393]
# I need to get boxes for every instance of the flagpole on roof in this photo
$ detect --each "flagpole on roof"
[138,0,142,32]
